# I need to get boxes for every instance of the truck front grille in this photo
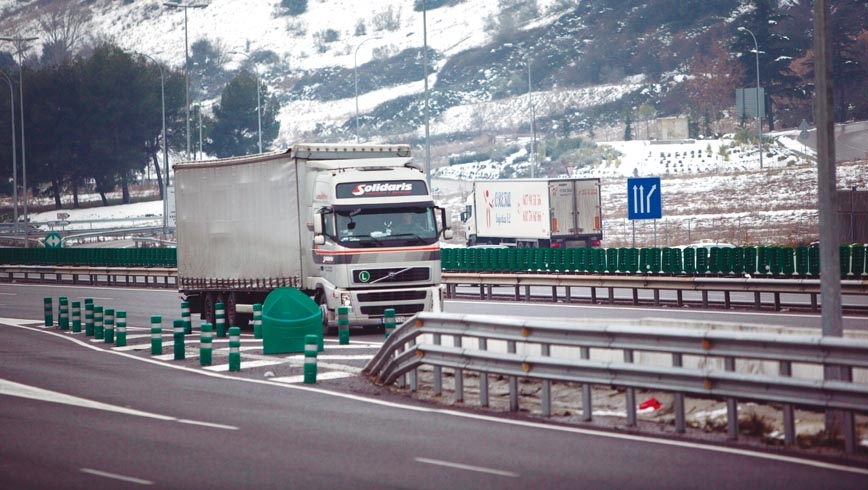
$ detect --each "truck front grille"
[353,267,430,284]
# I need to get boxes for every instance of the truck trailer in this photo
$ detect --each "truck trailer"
[173,144,452,333]
[461,178,602,248]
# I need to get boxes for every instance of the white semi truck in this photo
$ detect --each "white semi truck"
[173,144,451,333]
[461,178,602,248]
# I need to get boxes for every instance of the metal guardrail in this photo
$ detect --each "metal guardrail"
[364,312,868,454]
[443,272,868,314]
[0,265,176,288]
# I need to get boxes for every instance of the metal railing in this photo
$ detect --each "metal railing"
[0,265,176,288]
[364,312,868,454]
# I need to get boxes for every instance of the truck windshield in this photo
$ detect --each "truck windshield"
[333,207,437,247]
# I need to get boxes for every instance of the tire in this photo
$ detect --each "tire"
[316,291,336,337]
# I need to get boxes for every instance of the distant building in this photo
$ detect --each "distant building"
[838,189,868,243]
[656,116,689,140]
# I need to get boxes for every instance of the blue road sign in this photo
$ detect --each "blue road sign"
[627,177,662,220]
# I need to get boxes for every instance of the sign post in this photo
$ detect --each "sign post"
[627,177,663,247]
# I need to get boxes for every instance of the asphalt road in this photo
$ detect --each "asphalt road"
[2,283,868,488]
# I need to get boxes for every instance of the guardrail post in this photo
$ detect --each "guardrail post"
[477,337,487,407]
[150,315,162,356]
[725,356,738,441]
[508,340,518,412]
[779,360,795,445]
[672,353,686,433]
[181,301,192,334]
[58,296,69,331]
[84,300,94,336]
[383,308,395,339]
[624,349,637,427]
[200,322,213,366]
[581,346,592,421]
[338,306,350,344]
[104,308,115,344]
[454,335,464,403]
[93,306,104,340]
[71,301,81,333]
[116,311,127,347]
[228,326,241,371]
[215,302,226,338]
[304,334,318,383]
[43,297,53,327]
[541,343,552,417]
[253,304,262,339]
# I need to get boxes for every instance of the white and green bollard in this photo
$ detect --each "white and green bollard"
[58,296,69,331]
[173,319,185,360]
[181,301,192,335]
[150,315,162,356]
[228,326,241,372]
[338,306,350,345]
[384,308,396,338]
[104,308,115,344]
[43,297,53,327]
[93,306,104,340]
[71,301,81,333]
[253,303,263,339]
[116,311,127,347]
[215,302,226,338]
[304,334,318,384]
[200,322,213,366]
[84,300,94,336]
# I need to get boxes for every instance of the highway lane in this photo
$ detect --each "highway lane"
[3,320,867,488]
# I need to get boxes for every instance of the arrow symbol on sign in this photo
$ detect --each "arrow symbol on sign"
[632,185,639,214]
[645,184,657,214]
[46,235,61,247]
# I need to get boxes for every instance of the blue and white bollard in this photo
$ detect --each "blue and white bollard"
[304,334,318,384]
[71,301,81,333]
[215,302,226,338]
[181,301,192,335]
[253,303,263,340]
[173,319,185,360]
[200,322,213,366]
[93,306,104,340]
[150,315,162,356]
[228,327,241,372]
[116,311,127,347]
[58,297,69,331]
[104,308,115,344]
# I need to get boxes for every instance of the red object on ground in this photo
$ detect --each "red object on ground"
[638,397,662,411]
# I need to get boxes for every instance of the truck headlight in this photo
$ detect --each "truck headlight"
[340,293,352,307]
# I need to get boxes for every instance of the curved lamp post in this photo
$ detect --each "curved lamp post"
[738,26,763,170]
[163,2,208,160]
[353,36,381,142]
[0,35,38,247]
[0,70,17,233]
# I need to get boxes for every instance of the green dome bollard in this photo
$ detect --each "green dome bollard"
[104,308,115,344]
[58,297,69,331]
[93,306,104,340]
[181,301,192,334]
[43,297,53,328]
[252,303,263,340]
[71,301,81,333]
[338,306,350,345]
[116,311,127,347]
[228,327,241,372]
[383,308,396,339]
[215,302,226,338]
[199,322,213,366]
[304,334,318,384]
[84,301,94,336]
[150,315,162,356]
[173,319,186,360]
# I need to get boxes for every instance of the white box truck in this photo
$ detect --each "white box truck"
[461,178,602,248]
[174,144,452,333]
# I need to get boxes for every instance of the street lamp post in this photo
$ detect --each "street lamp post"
[422,0,431,189]
[1,35,38,247]
[354,36,381,142]
[738,26,763,170]
[133,52,169,236]
[164,2,207,160]
[0,71,17,234]
[233,52,263,153]
[528,61,536,178]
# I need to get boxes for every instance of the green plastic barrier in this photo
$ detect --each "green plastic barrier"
[261,287,323,355]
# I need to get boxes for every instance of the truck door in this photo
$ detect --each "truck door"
[549,181,575,237]
[574,179,602,235]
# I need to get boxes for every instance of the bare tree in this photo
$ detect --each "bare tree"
[38,5,91,66]
[684,38,745,136]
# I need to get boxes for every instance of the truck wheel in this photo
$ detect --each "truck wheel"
[315,291,335,337]
[204,292,216,325]
[226,292,246,329]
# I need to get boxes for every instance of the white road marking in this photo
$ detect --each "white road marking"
[203,359,286,372]
[80,468,153,485]
[415,457,519,478]
[271,371,354,384]
[0,378,237,430]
